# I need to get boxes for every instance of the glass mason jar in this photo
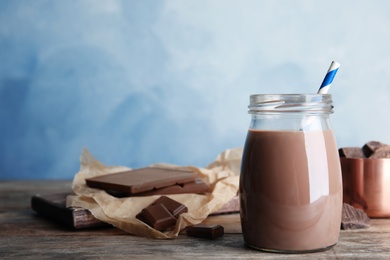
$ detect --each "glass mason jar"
[239,94,343,253]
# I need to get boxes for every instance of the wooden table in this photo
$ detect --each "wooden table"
[1,180,390,259]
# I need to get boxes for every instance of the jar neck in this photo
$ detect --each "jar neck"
[249,113,332,131]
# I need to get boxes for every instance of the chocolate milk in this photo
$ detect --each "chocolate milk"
[240,129,342,252]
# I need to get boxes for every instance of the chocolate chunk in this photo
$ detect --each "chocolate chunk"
[339,147,365,158]
[135,211,148,224]
[136,203,176,231]
[150,196,188,218]
[369,146,390,159]
[362,141,387,157]
[86,167,196,194]
[186,225,224,239]
[341,203,370,230]
[31,193,107,229]
[136,196,187,231]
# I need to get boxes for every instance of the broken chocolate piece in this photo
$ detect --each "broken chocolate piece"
[362,141,387,157]
[136,196,187,231]
[369,146,390,159]
[151,196,188,218]
[341,203,370,230]
[136,203,176,231]
[86,167,196,194]
[338,147,365,158]
[31,193,107,229]
[186,224,224,239]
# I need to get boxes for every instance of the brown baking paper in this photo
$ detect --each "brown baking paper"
[67,147,241,239]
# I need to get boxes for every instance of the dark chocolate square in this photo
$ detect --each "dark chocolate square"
[151,196,188,218]
[137,203,176,231]
[186,224,224,239]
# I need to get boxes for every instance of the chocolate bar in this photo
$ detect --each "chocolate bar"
[186,224,224,239]
[136,196,187,231]
[341,203,370,230]
[338,147,365,158]
[108,178,210,197]
[86,167,196,194]
[31,193,107,229]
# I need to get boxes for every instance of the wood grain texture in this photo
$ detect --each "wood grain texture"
[1,180,390,259]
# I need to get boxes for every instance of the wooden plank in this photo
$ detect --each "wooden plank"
[1,180,390,259]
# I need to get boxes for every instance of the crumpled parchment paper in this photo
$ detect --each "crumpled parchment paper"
[66,147,242,239]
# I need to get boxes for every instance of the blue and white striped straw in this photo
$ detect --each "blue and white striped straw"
[317,61,340,94]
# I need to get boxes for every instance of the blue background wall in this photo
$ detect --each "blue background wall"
[1,0,390,179]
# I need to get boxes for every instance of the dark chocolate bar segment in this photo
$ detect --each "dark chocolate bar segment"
[31,193,107,229]
[151,196,188,218]
[186,225,224,239]
[86,167,196,194]
[136,196,188,231]
[136,204,176,231]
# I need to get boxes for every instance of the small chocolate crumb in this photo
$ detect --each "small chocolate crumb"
[341,203,370,230]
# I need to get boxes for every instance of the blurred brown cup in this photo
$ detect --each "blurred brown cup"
[341,157,390,218]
